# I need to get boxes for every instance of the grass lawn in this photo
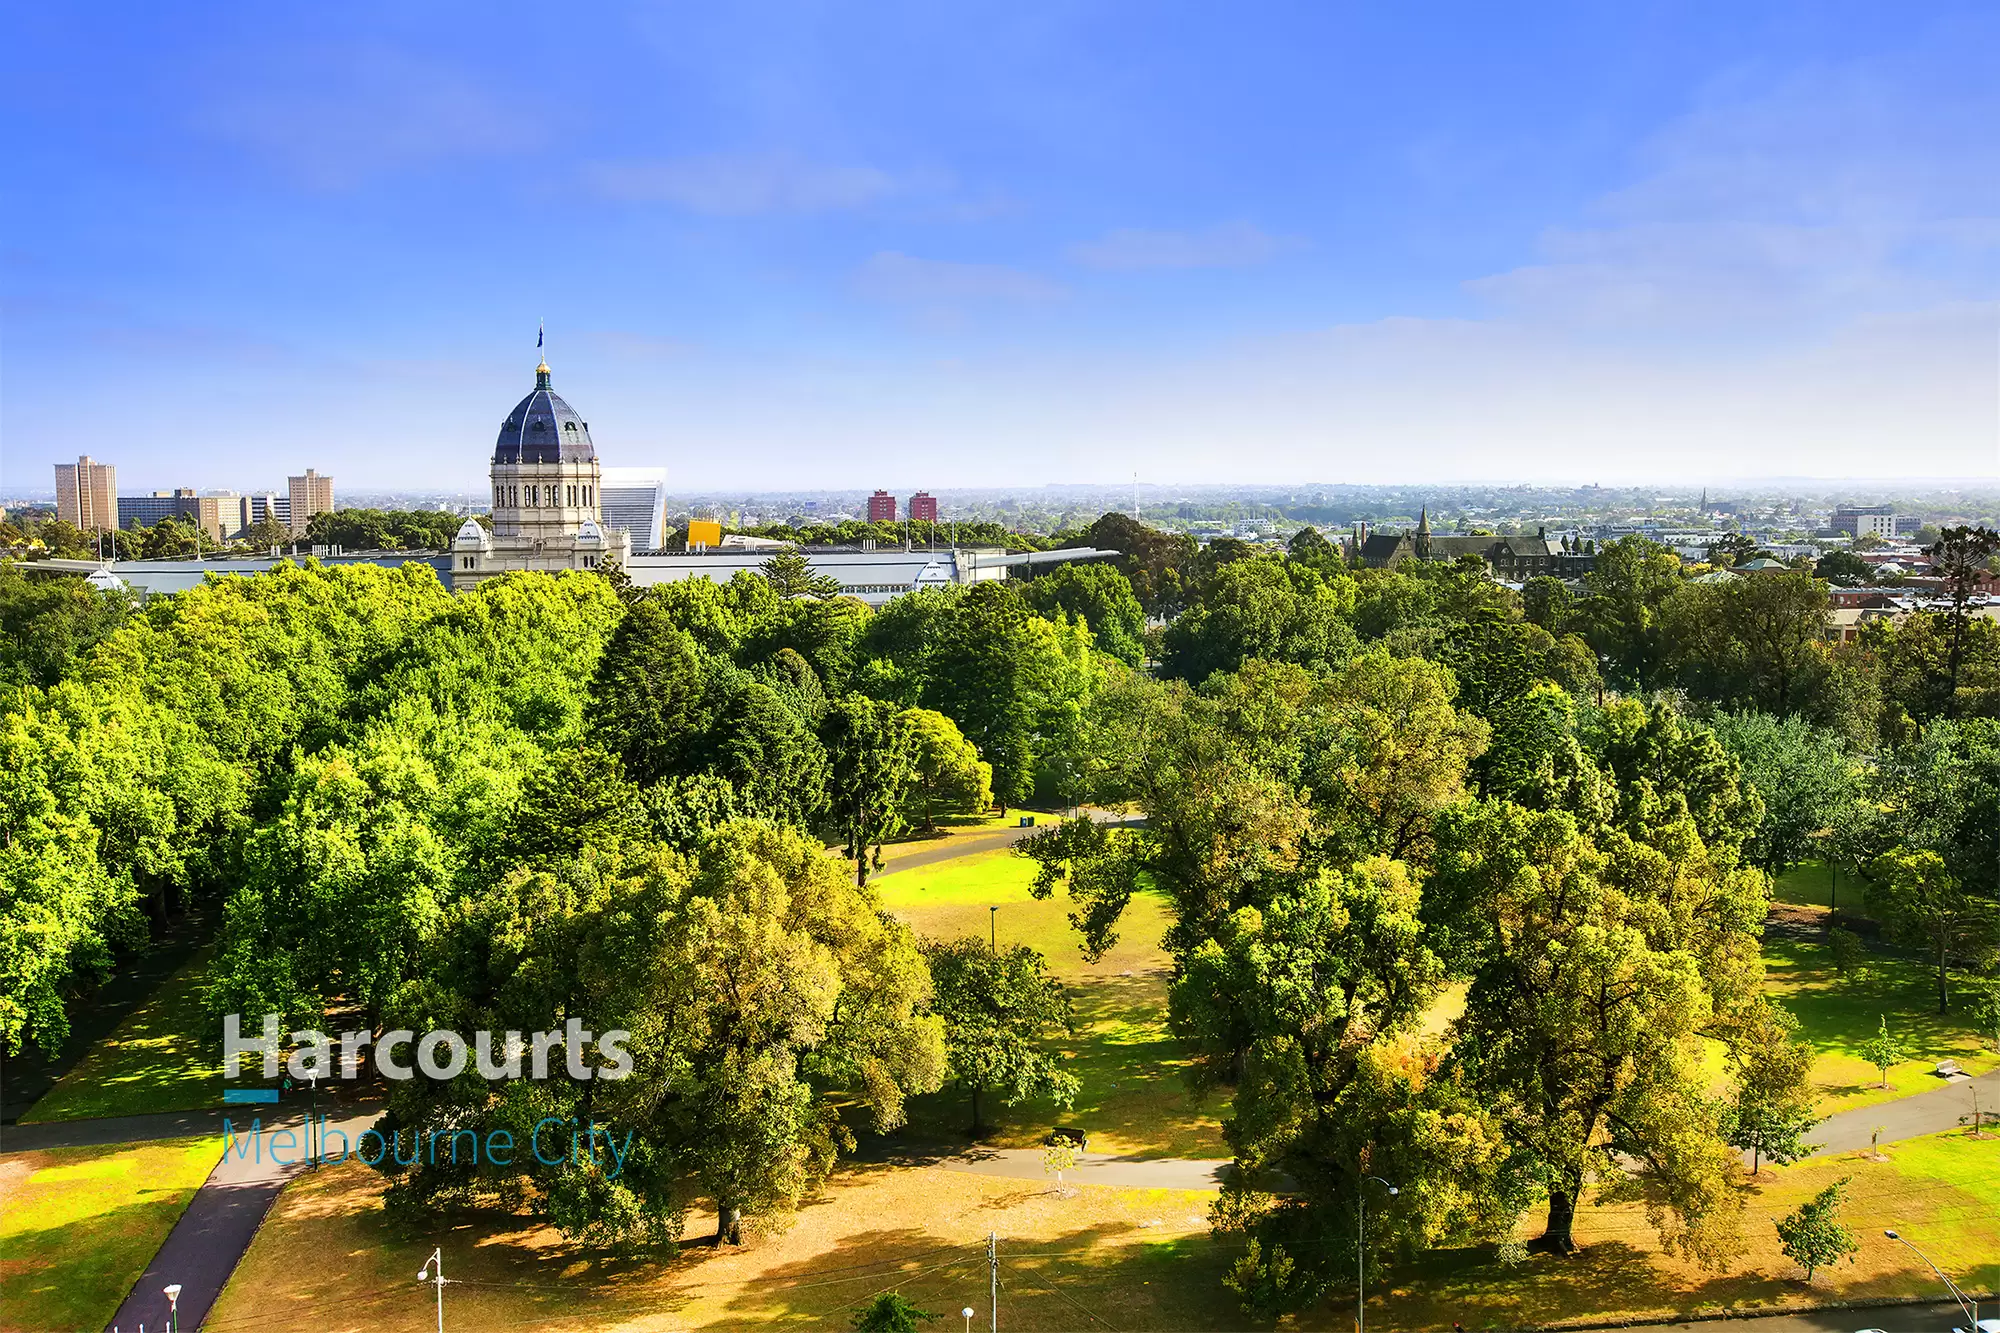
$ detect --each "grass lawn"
[1764,936,2000,1115]
[873,848,1229,1160]
[1378,1127,2000,1329]
[206,1126,2000,1333]
[1771,860,1872,917]
[0,1135,218,1333]
[209,1153,1241,1333]
[21,948,223,1123]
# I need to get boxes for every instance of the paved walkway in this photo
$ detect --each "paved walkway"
[867,1139,1232,1192]
[1585,1300,1989,1333]
[104,1107,379,1333]
[1812,1066,2000,1155]
[0,1105,259,1155]
[876,808,1138,876]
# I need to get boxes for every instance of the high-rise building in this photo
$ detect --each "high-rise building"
[867,490,898,523]
[1832,504,1897,539]
[907,491,938,523]
[599,466,670,550]
[248,493,284,533]
[287,468,334,536]
[55,456,118,531]
[118,488,199,529]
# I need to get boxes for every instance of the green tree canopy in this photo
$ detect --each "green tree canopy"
[924,937,1077,1133]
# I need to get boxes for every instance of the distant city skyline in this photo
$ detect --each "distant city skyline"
[4,2,1998,491]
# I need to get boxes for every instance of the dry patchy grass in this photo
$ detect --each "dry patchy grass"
[207,1155,1241,1333]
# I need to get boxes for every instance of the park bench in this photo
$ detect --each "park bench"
[1935,1059,1963,1078]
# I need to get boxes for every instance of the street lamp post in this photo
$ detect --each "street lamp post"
[418,1246,445,1333]
[989,906,997,953]
[163,1282,182,1333]
[1885,1230,1978,1331]
[1357,1176,1398,1333]
[307,1072,318,1168]
[962,1306,975,1333]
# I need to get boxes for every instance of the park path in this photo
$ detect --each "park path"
[871,807,1140,876]
[1811,1066,2000,1155]
[102,1105,379,1333]
[863,1138,1232,1192]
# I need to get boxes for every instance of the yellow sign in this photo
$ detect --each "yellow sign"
[686,519,722,549]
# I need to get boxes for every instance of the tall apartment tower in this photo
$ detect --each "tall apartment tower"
[867,490,898,522]
[906,491,938,523]
[287,469,334,536]
[55,456,118,532]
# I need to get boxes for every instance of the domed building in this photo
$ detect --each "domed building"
[451,359,630,590]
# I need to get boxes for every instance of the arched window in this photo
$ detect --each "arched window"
[564,421,577,432]
[532,420,548,432]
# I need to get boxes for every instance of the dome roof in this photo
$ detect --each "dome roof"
[493,363,596,465]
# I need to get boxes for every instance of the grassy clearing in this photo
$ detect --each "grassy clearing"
[1771,860,1872,916]
[21,949,222,1123]
[873,849,1228,1159]
[209,1154,1240,1333]
[1765,936,2000,1114]
[207,1127,2000,1333]
[1380,1128,2000,1328]
[0,1135,218,1333]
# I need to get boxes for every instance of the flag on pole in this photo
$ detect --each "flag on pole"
[537,322,544,349]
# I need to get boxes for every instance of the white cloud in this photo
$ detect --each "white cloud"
[190,45,536,189]
[1466,55,2000,332]
[1065,222,1290,270]
[854,251,1066,306]
[580,155,898,215]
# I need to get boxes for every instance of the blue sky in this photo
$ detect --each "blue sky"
[4,1,1997,492]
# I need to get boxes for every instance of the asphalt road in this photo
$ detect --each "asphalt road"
[1616,1300,1989,1333]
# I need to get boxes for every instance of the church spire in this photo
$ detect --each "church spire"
[1417,505,1430,534]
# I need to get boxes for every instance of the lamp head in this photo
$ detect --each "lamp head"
[963,1309,975,1319]
[1388,1186,1400,1196]
[164,1284,182,1300]
[1884,1229,1900,1239]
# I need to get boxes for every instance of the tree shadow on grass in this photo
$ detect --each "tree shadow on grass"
[705,1220,1254,1331]
[1,1193,198,1333]
[1393,1240,1796,1329]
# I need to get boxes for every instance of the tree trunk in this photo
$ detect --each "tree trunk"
[715,1203,744,1246]
[1535,1187,1581,1254]
[1938,939,1950,1014]
[969,1082,984,1137]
